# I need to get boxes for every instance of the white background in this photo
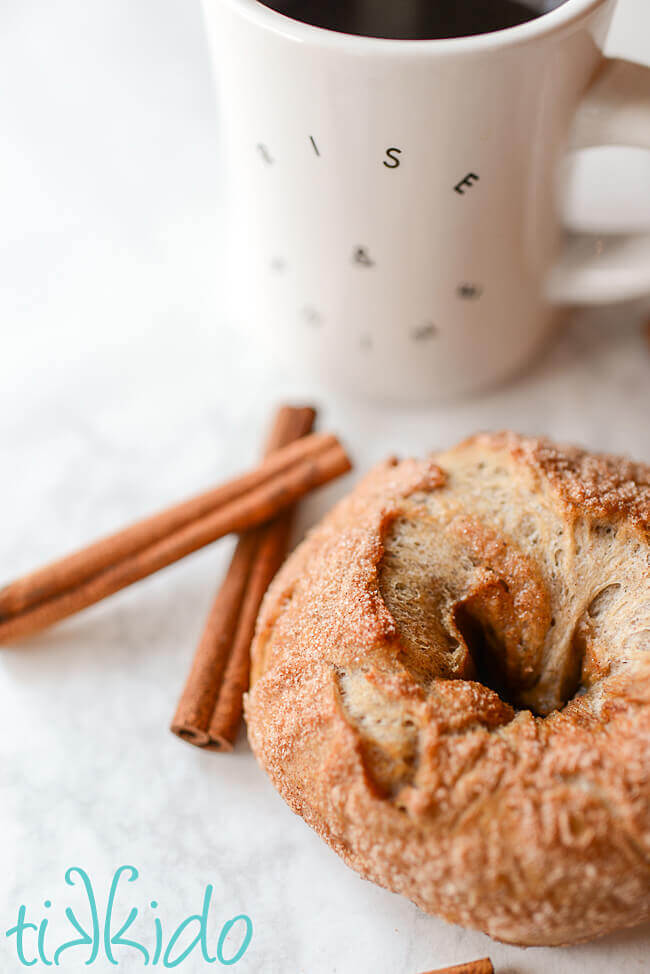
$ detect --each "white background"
[1,1,649,972]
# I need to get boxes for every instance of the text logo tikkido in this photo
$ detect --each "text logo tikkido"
[5,866,252,968]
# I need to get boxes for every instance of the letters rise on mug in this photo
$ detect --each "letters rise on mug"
[258,136,481,195]
[5,866,253,968]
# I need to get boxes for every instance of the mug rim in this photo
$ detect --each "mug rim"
[214,0,608,53]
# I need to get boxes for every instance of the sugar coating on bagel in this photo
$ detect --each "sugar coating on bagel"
[245,433,650,946]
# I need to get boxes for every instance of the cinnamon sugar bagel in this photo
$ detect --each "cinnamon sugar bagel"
[245,433,650,946]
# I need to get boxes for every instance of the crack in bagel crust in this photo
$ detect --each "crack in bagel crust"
[245,434,650,946]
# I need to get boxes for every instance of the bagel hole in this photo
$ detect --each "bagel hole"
[454,602,585,716]
[453,602,515,707]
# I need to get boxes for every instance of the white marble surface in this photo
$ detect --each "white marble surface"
[1,1,650,971]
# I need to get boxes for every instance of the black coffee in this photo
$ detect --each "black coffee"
[258,0,567,40]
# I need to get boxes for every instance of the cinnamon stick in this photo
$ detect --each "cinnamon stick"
[170,531,260,747]
[0,431,336,620]
[207,520,290,748]
[419,959,494,974]
[171,405,316,748]
[0,429,349,644]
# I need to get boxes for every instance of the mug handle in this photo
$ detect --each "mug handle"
[547,58,650,306]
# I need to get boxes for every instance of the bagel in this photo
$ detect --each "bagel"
[245,433,650,946]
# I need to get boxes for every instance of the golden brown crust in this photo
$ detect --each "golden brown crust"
[464,431,650,530]
[245,434,650,946]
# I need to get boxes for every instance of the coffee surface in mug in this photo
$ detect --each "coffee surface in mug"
[257,0,568,40]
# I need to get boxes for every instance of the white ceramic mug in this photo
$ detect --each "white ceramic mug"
[202,0,650,402]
